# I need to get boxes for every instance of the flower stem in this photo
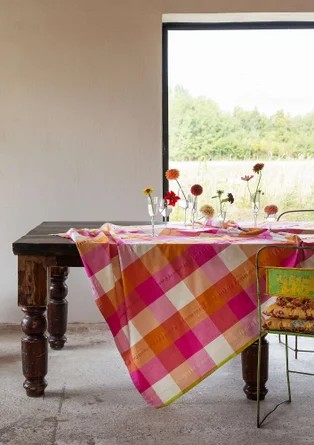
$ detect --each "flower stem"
[149,193,154,213]
[253,172,262,208]
[176,179,187,201]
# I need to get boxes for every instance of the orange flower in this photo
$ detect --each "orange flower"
[191,184,203,196]
[165,169,180,181]
[165,168,187,200]
[253,163,264,173]
[264,204,278,216]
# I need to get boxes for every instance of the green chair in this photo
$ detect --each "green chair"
[256,245,314,428]
[277,210,314,358]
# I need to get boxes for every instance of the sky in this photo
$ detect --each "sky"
[168,29,314,116]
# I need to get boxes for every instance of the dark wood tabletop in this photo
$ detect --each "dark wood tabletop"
[12,221,150,264]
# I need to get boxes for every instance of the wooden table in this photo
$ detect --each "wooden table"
[12,221,268,400]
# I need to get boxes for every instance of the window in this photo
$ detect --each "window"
[163,22,314,221]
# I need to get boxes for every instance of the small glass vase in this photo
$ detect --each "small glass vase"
[178,198,190,227]
[190,198,198,230]
[217,210,227,226]
[147,196,159,236]
[159,199,172,227]
[264,213,277,231]
[250,191,261,228]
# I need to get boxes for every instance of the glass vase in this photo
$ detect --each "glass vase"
[217,210,227,226]
[147,196,159,236]
[159,199,172,227]
[250,191,261,228]
[264,213,277,231]
[191,198,198,230]
[178,199,190,227]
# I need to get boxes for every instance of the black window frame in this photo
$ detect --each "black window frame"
[162,21,314,197]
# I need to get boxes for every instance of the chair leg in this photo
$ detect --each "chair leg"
[256,335,262,428]
[278,334,281,343]
[285,335,292,403]
[295,336,298,360]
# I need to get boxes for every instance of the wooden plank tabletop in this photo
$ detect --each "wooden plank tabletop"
[12,221,149,259]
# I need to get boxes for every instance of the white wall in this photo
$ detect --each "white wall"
[1,0,313,323]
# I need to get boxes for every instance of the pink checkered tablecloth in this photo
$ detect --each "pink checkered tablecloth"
[62,223,314,407]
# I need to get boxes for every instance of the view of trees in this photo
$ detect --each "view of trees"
[169,86,314,161]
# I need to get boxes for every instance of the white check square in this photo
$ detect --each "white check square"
[152,374,181,403]
[166,281,195,310]
[128,321,143,347]
[94,264,115,294]
[204,335,234,365]
[218,245,248,272]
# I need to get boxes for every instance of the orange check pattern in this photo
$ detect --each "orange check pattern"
[65,223,308,407]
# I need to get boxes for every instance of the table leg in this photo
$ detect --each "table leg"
[21,306,48,397]
[241,336,269,400]
[48,267,69,350]
[18,256,54,397]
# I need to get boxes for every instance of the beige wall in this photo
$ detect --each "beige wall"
[1,0,313,323]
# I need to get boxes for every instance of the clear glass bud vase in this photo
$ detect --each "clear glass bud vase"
[217,210,227,226]
[250,191,261,228]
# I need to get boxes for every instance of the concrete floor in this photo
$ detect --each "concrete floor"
[1,324,314,445]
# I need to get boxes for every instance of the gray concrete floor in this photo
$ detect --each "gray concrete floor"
[1,324,314,445]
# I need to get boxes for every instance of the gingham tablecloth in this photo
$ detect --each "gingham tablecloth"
[64,223,311,407]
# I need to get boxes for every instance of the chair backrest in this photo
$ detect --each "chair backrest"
[277,210,314,221]
[265,266,314,299]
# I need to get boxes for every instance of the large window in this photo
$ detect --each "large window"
[163,23,314,221]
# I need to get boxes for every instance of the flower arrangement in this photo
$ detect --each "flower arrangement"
[241,162,264,210]
[211,190,234,218]
[165,169,187,201]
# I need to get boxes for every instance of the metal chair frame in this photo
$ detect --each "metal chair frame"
[256,245,314,428]
[276,210,314,358]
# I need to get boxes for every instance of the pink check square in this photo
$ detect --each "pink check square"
[175,330,203,359]
[139,356,168,385]
[131,369,151,393]
[135,276,164,305]
[191,317,220,347]
[153,265,182,293]
[228,290,256,320]
[187,348,216,378]
[201,255,230,284]
[82,244,111,276]
[149,294,177,324]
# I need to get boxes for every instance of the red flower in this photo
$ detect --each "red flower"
[164,191,180,207]
[253,163,264,173]
[190,184,203,196]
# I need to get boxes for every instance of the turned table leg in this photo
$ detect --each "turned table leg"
[241,336,269,400]
[21,306,48,397]
[18,256,55,397]
[48,267,69,350]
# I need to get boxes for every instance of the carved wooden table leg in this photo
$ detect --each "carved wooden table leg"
[18,256,55,397]
[48,267,69,350]
[241,336,269,400]
[21,306,48,397]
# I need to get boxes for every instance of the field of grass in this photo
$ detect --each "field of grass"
[168,160,314,223]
